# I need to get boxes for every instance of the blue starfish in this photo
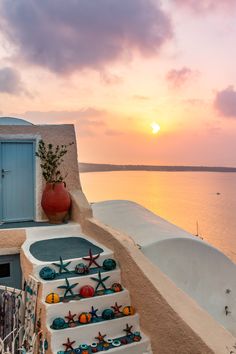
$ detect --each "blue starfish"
[91,271,110,292]
[89,306,99,319]
[57,278,78,299]
[53,257,71,274]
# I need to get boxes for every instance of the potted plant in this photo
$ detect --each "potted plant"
[36,139,74,224]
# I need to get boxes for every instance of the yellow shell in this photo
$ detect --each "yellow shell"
[45,292,60,304]
[122,306,135,316]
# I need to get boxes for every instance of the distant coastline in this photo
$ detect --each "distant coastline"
[79,162,236,173]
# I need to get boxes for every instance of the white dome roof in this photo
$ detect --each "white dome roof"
[0,117,33,125]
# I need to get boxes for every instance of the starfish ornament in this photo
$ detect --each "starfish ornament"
[65,311,76,324]
[123,324,133,336]
[82,248,101,268]
[57,278,78,299]
[111,302,122,315]
[95,331,107,343]
[53,257,71,274]
[89,306,99,319]
[63,338,75,351]
[91,271,110,292]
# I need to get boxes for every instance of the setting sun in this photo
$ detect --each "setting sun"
[151,122,161,134]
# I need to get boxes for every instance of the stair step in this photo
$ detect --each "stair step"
[50,314,140,353]
[34,252,116,280]
[46,289,131,323]
[54,333,151,354]
[42,269,121,299]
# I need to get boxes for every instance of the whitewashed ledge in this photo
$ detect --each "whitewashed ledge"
[92,200,236,337]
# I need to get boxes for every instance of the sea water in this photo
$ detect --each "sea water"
[80,171,236,264]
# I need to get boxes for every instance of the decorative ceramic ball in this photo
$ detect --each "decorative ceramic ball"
[78,312,92,324]
[79,285,95,298]
[122,306,135,316]
[111,283,122,292]
[39,267,56,280]
[52,317,65,329]
[45,292,60,304]
[102,308,115,320]
[102,259,117,271]
[75,263,89,275]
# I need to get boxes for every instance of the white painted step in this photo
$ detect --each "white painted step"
[52,334,152,354]
[34,251,116,280]
[46,289,131,323]
[41,268,121,299]
[50,314,140,353]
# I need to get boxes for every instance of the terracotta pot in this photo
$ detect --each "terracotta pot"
[41,182,71,224]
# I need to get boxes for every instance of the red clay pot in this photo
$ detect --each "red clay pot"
[41,182,71,224]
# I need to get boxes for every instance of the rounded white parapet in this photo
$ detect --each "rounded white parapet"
[92,200,236,337]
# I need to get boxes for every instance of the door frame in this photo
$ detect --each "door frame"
[0,139,36,223]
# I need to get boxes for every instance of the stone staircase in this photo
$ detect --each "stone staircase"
[22,226,152,354]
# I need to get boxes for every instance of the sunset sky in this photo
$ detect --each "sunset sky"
[0,0,236,166]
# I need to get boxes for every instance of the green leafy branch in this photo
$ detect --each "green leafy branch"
[35,139,74,183]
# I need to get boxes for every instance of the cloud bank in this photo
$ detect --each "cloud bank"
[0,0,172,74]
[0,67,24,94]
[214,86,236,118]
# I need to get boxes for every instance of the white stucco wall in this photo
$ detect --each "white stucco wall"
[92,200,236,336]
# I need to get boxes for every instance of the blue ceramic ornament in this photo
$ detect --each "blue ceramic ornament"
[102,308,115,320]
[103,259,116,271]
[52,317,66,329]
[39,267,56,280]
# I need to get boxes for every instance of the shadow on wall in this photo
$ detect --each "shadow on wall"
[142,237,236,336]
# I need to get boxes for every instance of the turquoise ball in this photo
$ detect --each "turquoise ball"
[39,267,56,280]
[102,308,115,320]
[52,317,65,329]
[103,259,116,271]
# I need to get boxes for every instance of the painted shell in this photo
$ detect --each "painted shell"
[39,266,56,280]
[102,259,117,271]
[78,312,92,324]
[45,292,60,304]
[102,308,115,320]
[111,283,122,292]
[52,317,65,329]
[75,263,89,275]
[122,306,135,316]
[79,285,95,298]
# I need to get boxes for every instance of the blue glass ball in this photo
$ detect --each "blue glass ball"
[39,267,56,280]
[102,308,115,320]
[103,259,116,271]
[52,317,65,329]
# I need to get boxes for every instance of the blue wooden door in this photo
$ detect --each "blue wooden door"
[0,142,34,222]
